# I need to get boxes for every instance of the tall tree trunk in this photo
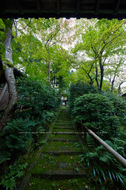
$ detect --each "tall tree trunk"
[109,76,111,91]
[118,81,126,95]
[48,62,51,86]
[95,63,99,88]
[111,76,116,93]
[0,19,17,131]
[99,62,104,90]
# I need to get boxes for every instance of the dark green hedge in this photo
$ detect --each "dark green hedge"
[69,82,126,137]
[72,94,120,137]
[69,81,98,114]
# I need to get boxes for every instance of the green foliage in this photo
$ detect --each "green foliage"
[72,18,126,90]
[3,117,35,153]
[2,58,14,68]
[16,77,60,123]
[0,162,28,190]
[0,76,60,164]
[0,19,5,58]
[69,81,98,113]
[72,93,122,137]
[12,18,73,84]
[0,151,11,164]
[80,134,126,187]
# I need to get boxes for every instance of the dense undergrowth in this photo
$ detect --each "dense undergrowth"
[69,81,126,189]
[0,76,60,190]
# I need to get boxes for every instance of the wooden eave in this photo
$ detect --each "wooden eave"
[0,0,126,19]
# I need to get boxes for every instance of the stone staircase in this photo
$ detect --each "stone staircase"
[23,108,89,190]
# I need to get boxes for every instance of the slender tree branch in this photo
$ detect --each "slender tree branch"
[91,42,98,57]
[118,81,126,94]
[99,27,126,56]
[88,62,95,74]
[13,19,18,39]
[19,18,32,30]
[45,27,61,48]
[81,67,94,84]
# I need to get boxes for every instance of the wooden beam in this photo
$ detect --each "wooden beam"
[95,0,101,14]
[16,0,23,14]
[76,0,80,14]
[114,0,121,14]
[36,0,42,14]
[57,0,60,14]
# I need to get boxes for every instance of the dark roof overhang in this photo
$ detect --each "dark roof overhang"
[0,0,126,19]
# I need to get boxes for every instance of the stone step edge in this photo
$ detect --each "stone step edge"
[31,170,86,176]
[55,123,72,125]
[48,139,78,142]
[53,127,73,129]
[42,151,83,155]
[52,132,79,134]
[19,132,82,134]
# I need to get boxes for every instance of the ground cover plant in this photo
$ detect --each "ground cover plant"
[80,134,126,189]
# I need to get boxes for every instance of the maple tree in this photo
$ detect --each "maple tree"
[12,18,74,85]
[71,18,126,91]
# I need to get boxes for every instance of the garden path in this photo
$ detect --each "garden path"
[20,107,90,190]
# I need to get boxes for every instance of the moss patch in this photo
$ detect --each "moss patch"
[42,141,82,152]
[26,177,91,190]
[49,134,78,140]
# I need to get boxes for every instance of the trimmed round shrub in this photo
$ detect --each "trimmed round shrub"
[69,81,98,114]
[72,93,120,137]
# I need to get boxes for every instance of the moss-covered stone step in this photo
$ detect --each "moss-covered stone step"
[49,133,78,140]
[48,139,77,142]
[57,117,71,120]
[51,132,79,134]
[52,129,74,132]
[42,151,83,155]
[54,123,72,126]
[30,153,86,175]
[26,177,90,190]
[56,120,72,122]
[32,170,86,178]
[53,126,73,128]
[42,141,82,152]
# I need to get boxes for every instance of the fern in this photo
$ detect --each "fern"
[86,134,95,147]
[0,177,16,190]
[0,163,27,190]
[0,151,11,164]
[99,152,112,163]
[81,136,126,187]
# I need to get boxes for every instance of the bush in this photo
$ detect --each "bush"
[101,92,126,127]
[72,94,120,137]
[0,76,60,163]
[16,77,60,123]
[3,118,36,154]
[69,81,98,114]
